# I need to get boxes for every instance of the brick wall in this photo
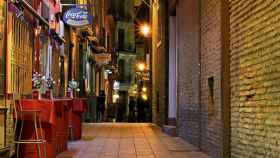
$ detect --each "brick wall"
[177,0,201,147]
[230,1,280,157]
[200,0,223,157]
[176,0,225,157]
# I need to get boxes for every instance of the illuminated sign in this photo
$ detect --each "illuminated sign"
[95,54,111,64]
[63,7,93,27]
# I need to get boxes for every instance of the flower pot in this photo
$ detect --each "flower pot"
[45,90,53,99]
[32,89,41,99]
[66,91,73,98]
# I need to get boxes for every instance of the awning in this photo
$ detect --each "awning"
[91,46,106,54]
[21,0,49,26]
[21,0,65,43]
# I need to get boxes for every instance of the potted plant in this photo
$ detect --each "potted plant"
[67,80,80,98]
[32,72,44,99]
[43,77,56,99]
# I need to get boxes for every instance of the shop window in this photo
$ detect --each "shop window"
[208,77,215,116]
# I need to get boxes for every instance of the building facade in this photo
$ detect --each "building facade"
[229,1,280,158]
[154,0,280,158]
[164,0,229,157]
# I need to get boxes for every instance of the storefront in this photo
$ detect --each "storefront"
[0,1,8,156]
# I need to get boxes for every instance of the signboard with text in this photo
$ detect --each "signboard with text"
[63,7,93,27]
[95,54,111,64]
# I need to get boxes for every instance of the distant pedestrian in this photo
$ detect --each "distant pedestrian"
[97,91,106,122]
[128,97,136,122]
[137,97,145,122]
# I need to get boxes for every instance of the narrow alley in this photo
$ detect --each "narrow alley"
[57,123,209,158]
[2,0,280,157]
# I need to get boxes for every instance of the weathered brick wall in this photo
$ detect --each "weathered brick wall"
[230,1,280,157]
[177,0,201,147]
[200,0,223,157]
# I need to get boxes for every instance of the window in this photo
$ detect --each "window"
[118,29,125,50]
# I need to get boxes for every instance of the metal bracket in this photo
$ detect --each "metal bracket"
[142,0,151,8]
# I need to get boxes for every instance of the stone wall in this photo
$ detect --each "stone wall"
[230,1,280,157]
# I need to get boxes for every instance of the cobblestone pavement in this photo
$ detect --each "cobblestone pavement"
[57,123,209,158]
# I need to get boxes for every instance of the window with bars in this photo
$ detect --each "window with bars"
[7,16,33,94]
[0,1,5,96]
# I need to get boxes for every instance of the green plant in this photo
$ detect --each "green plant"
[68,80,80,92]
[44,77,56,89]
[32,72,44,89]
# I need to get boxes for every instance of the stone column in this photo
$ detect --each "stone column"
[168,15,177,125]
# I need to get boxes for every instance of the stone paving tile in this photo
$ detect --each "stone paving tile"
[57,123,210,158]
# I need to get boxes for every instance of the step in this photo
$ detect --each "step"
[163,125,178,137]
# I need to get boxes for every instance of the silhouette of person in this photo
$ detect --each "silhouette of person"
[97,91,106,122]
[128,97,136,122]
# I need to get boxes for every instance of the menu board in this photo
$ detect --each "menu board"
[0,0,5,96]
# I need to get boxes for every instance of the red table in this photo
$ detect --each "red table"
[69,98,87,140]
[53,99,72,154]
[18,99,71,158]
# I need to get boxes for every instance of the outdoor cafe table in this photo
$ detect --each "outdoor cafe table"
[69,98,87,140]
[18,98,72,158]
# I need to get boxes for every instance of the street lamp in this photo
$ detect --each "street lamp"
[137,62,146,71]
[141,94,148,101]
[140,24,150,37]
[142,87,147,92]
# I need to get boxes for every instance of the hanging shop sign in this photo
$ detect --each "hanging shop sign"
[63,7,93,27]
[95,54,111,64]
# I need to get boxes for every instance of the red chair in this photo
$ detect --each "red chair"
[13,93,46,158]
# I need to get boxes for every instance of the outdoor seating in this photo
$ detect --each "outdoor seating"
[13,93,46,158]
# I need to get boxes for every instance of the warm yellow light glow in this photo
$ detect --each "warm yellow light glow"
[133,91,138,94]
[142,94,148,101]
[35,27,41,37]
[137,63,146,71]
[140,24,150,37]
[113,93,120,103]
[142,87,147,92]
